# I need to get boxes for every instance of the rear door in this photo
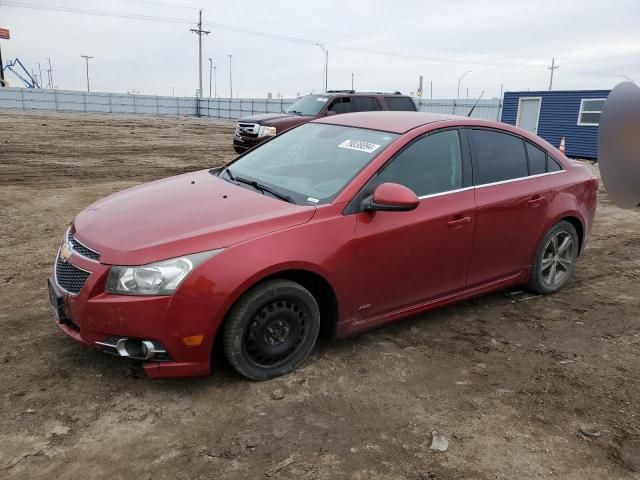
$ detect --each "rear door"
[466,128,551,286]
[354,129,475,320]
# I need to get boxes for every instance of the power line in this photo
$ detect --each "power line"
[2,1,550,69]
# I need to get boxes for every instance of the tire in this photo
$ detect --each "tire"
[527,220,579,295]
[222,279,321,380]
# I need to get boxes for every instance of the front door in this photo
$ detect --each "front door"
[354,129,475,321]
[516,97,542,133]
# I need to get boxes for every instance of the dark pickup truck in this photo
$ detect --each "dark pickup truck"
[233,90,417,153]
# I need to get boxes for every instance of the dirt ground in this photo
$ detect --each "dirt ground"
[1,111,639,480]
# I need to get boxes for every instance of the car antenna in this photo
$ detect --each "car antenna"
[467,90,485,117]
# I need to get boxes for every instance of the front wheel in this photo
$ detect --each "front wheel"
[527,220,579,295]
[222,279,320,380]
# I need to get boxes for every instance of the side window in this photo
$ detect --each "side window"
[525,142,546,175]
[471,129,528,185]
[327,97,352,114]
[384,96,417,111]
[547,155,563,172]
[377,130,463,197]
[353,96,381,112]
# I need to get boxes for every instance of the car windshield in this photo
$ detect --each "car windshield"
[284,95,331,116]
[224,123,398,205]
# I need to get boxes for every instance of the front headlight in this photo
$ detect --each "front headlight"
[105,249,223,296]
[258,125,276,137]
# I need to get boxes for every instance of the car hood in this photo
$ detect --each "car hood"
[238,113,293,123]
[238,113,312,129]
[73,170,316,265]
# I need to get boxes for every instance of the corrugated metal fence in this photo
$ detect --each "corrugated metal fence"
[0,87,502,120]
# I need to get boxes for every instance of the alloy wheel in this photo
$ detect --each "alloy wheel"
[541,231,575,286]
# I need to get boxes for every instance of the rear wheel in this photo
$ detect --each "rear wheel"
[222,279,320,380]
[527,221,579,294]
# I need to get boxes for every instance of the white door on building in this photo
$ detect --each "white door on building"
[516,97,542,133]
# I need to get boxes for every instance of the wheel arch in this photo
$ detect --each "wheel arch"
[215,264,340,347]
[560,215,585,255]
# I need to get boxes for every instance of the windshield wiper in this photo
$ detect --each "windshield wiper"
[221,167,236,182]
[227,171,294,203]
[287,110,304,115]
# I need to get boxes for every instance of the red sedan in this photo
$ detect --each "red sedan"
[48,112,597,380]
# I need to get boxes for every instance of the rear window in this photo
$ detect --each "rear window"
[471,129,529,184]
[353,96,381,112]
[548,155,563,172]
[384,96,417,111]
[525,142,547,175]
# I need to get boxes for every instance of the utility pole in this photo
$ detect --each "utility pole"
[37,63,43,89]
[315,43,328,92]
[208,57,213,98]
[190,9,210,98]
[46,57,53,89]
[228,54,232,98]
[351,73,354,91]
[548,57,559,90]
[81,55,93,92]
[430,80,433,100]
[457,70,471,99]
[172,86,175,96]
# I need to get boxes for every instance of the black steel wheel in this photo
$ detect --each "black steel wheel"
[222,279,320,380]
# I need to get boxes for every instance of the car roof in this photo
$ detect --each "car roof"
[312,111,467,134]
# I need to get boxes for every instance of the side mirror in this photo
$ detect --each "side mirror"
[363,183,419,212]
[326,110,337,117]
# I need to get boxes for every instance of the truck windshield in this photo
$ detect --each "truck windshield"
[223,123,398,205]
[284,95,330,116]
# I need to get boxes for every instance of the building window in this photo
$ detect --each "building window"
[578,98,606,126]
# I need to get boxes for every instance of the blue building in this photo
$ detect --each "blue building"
[501,89,610,159]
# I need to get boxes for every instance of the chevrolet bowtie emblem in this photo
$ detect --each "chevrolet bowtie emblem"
[59,243,73,263]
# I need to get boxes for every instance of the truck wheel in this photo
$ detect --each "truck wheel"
[222,279,320,380]
[527,220,579,295]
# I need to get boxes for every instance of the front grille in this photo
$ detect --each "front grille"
[55,256,91,295]
[236,122,258,137]
[67,229,100,261]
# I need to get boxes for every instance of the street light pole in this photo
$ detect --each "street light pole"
[228,54,233,98]
[315,43,328,92]
[208,57,213,98]
[351,73,354,91]
[213,65,217,97]
[457,70,471,99]
[80,55,93,92]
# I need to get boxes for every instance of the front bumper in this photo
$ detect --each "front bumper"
[48,252,226,379]
[233,134,265,153]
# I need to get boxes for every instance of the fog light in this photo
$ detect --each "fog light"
[182,335,204,346]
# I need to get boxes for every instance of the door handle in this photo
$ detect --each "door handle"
[447,216,471,230]
[527,194,545,208]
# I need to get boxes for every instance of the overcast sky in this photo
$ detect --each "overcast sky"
[1,0,639,98]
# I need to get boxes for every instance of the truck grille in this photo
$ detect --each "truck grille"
[55,256,91,295]
[236,122,259,137]
[67,229,100,261]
